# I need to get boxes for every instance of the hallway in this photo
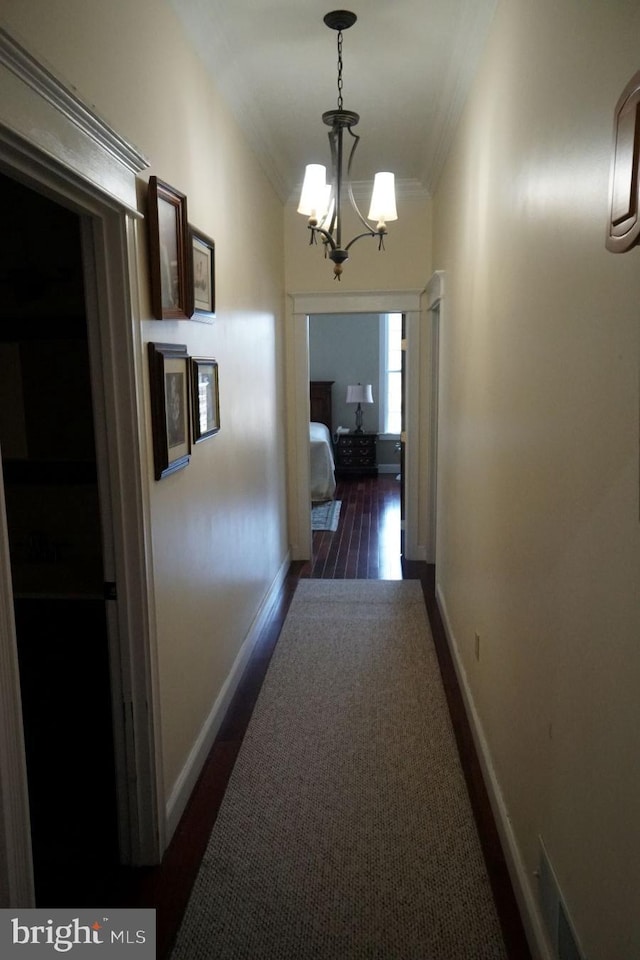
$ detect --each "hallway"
[111,476,531,959]
[172,578,506,958]
[2,5,638,954]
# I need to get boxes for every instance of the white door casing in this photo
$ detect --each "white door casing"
[286,290,429,563]
[426,270,445,566]
[0,28,163,905]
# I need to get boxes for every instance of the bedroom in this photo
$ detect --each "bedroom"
[308,311,402,533]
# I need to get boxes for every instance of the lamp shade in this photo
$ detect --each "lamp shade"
[346,383,374,404]
[298,164,331,220]
[367,172,398,224]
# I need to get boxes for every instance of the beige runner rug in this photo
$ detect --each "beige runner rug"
[172,579,506,959]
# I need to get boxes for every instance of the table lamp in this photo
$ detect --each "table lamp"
[346,383,374,433]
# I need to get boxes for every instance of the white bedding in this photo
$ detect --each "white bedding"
[309,421,336,502]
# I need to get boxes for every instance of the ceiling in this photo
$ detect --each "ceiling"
[168,0,498,203]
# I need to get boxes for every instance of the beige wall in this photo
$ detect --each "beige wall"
[433,1,640,958]
[1,0,288,806]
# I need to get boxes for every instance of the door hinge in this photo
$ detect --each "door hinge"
[103,580,117,600]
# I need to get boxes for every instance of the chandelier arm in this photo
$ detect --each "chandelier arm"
[325,125,339,238]
[345,126,375,235]
[344,229,377,252]
[334,123,345,249]
[308,224,337,250]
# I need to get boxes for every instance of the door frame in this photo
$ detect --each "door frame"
[286,290,429,563]
[425,270,444,565]
[0,30,163,905]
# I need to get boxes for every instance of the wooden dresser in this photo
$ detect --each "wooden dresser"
[335,432,378,476]
[309,380,334,434]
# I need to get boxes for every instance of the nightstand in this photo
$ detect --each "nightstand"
[335,432,378,477]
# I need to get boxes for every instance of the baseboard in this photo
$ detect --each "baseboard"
[165,553,291,841]
[436,582,553,960]
[404,541,429,562]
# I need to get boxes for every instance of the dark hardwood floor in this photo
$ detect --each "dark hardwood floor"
[302,475,403,579]
[52,474,530,960]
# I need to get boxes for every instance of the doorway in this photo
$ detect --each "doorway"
[0,173,119,903]
[0,34,161,908]
[308,311,403,573]
[287,290,427,565]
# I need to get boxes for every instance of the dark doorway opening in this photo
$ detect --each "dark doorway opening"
[0,172,119,904]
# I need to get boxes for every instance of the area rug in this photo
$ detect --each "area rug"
[311,498,341,531]
[171,580,506,960]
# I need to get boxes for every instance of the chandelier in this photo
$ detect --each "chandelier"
[297,10,398,280]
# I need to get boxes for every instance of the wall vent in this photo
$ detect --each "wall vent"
[537,837,586,960]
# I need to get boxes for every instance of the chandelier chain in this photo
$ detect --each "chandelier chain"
[336,29,344,109]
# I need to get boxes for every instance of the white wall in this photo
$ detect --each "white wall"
[433,1,640,958]
[0,0,288,812]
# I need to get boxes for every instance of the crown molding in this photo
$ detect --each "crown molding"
[421,0,498,193]
[0,28,148,176]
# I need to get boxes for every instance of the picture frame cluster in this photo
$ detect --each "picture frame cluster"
[147,176,215,322]
[146,176,219,480]
[148,343,220,480]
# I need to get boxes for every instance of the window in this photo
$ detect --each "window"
[380,312,402,435]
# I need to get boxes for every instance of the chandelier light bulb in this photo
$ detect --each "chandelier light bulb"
[298,164,328,220]
[368,172,398,228]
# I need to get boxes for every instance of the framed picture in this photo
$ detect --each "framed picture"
[148,342,191,479]
[190,357,220,442]
[147,177,191,320]
[190,226,216,320]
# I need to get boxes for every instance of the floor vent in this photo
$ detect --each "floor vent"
[537,837,586,960]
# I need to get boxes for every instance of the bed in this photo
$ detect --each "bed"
[309,381,336,502]
[310,421,336,502]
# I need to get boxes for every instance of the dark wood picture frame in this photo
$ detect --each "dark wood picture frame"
[606,70,640,253]
[190,226,216,320]
[190,357,220,442]
[148,341,191,479]
[147,177,191,319]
